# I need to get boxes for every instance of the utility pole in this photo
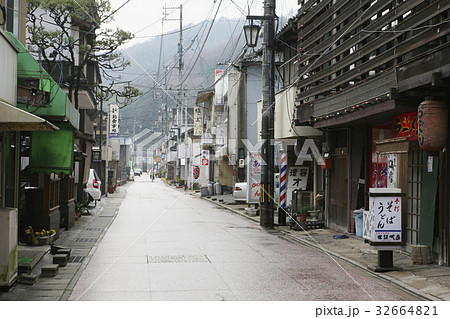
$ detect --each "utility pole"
[260,0,276,228]
[164,4,183,182]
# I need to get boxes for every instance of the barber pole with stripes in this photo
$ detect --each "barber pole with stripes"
[278,150,287,225]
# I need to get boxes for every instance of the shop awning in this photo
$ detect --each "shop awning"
[0,100,59,131]
[29,122,74,175]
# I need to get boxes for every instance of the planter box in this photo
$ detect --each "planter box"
[37,233,56,245]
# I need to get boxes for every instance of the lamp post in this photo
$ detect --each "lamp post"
[244,0,276,228]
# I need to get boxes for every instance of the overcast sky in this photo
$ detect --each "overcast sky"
[107,0,300,47]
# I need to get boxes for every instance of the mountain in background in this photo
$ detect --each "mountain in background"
[115,17,247,136]
[114,15,293,136]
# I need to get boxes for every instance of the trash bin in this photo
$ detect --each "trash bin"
[214,182,222,195]
[207,182,214,196]
[200,186,208,197]
[353,209,364,238]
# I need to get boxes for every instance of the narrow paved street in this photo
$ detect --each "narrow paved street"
[68,176,416,301]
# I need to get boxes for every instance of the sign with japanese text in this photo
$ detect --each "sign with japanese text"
[109,104,119,137]
[392,111,418,140]
[194,106,203,136]
[193,166,200,180]
[201,150,209,166]
[370,126,393,188]
[369,188,402,244]
[247,152,261,204]
[287,166,309,191]
[215,69,224,106]
[387,154,398,188]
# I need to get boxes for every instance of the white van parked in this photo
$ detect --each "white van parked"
[86,169,102,205]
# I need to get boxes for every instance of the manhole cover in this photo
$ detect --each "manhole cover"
[147,255,210,264]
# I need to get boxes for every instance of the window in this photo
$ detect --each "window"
[406,149,423,251]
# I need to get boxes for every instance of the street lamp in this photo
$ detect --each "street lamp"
[243,21,261,48]
[244,0,276,228]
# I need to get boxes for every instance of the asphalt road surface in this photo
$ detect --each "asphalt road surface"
[68,176,417,301]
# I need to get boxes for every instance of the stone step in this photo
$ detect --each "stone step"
[53,254,68,267]
[18,274,37,285]
[18,264,31,274]
[41,264,59,277]
[56,248,72,258]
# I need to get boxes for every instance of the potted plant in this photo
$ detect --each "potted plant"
[307,205,320,221]
[24,226,56,245]
[36,229,56,245]
[297,206,308,222]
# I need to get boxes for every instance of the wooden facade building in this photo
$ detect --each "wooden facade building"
[294,0,450,264]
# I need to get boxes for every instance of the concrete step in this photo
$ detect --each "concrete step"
[18,274,37,285]
[53,254,68,267]
[41,264,59,277]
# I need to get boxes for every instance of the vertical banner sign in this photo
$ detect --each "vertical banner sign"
[194,106,203,136]
[280,151,287,209]
[215,69,224,106]
[247,151,261,204]
[109,104,119,137]
[387,154,398,188]
[369,188,402,244]
[193,166,200,180]
[201,150,209,166]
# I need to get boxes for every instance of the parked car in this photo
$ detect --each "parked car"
[134,168,142,176]
[233,182,247,202]
[86,169,101,205]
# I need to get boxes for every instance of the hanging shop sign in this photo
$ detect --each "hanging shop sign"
[201,150,209,166]
[417,100,448,152]
[194,106,203,136]
[215,69,224,107]
[287,166,309,191]
[368,188,402,246]
[109,104,119,137]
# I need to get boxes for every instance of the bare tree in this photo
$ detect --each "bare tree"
[26,0,139,109]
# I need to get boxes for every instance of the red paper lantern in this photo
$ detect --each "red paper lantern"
[417,100,448,151]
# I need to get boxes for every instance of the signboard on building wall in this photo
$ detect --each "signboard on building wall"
[368,188,402,245]
[247,152,261,204]
[194,106,203,136]
[109,104,119,137]
[387,154,398,188]
[370,125,393,188]
[392,111,418,140]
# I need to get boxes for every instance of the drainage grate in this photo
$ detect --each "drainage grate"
[99,214,115,217]
[86,227,103,231]
[74,237,97,243]
[147,255,210,264]
[68,256,86,263]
